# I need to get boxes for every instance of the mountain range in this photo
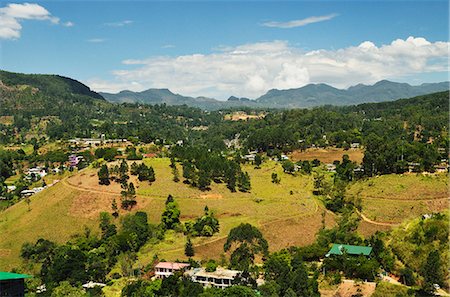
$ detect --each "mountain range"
[100,80,449,110]
[0,70,448,111]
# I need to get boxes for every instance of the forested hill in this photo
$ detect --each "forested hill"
[0,70,104,100]
[0,70,106,116]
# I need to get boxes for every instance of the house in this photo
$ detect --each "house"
[351,142,360,149]
[326,164,336,172]
[0,271,31,297]
[326,244,373,257]
[243,154,256,162]
[186,267,241,289]
[154,262,190,279]
[407,162,421,172]
[26,167,46,179]
[69,155,80,167]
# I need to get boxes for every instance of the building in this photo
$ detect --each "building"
[186,267,241,289]
[69,155,80,167]
[154,262,190,279]
[0,271,31,297]
[326,244,372,257]
[326,163,336,172]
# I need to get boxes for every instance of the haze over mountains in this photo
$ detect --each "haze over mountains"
[100,80,449,110]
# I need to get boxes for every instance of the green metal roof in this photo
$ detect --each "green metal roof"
[0,272,32,281]
[326,244,372,257]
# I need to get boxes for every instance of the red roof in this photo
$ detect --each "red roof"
[155,262,190,270]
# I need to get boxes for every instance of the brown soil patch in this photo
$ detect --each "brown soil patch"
[425,198,450,212]
[334,280,376,297]
[198,193,223,200]
[68,191,153,219]
[261,211,336,251]
[358,220,392,237]
[194,237,227,260]
[224,112,265,121]
[290,148,364,164]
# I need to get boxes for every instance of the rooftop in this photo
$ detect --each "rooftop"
[186,267,241,279]
[326,244,373,257]
[155,262,190,270]
[0,272,32,281]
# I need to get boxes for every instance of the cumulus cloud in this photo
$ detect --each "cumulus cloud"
[104,20,133,27]
[63,21,74,27]
[0,2,67,39]
[262,13,338,28]
[87,37,449,99]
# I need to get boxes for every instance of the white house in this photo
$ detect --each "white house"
[154,262,190,279]
[186,267,241,289]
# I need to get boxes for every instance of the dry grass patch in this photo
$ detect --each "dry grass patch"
[290,148,364,164]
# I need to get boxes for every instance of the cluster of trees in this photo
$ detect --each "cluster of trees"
[172,146,251,192]
[20,211,163,294]
[184,206,220,237]
[95,147,118,162]
[262,250,320,296]
[130,162,155,182]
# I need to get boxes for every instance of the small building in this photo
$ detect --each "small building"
[186,267,241,289]
[69,155,80,167]
[351,142,360,149]
[154,262,190,279]
[326,163,336,172]
[0,271,31,297]
[326,244,372,257]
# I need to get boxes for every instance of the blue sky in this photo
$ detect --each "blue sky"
[0,1,448,99]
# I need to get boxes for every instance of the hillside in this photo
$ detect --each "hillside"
[100,80,449,110]
[0,70,107,121]
[1,158,448,271]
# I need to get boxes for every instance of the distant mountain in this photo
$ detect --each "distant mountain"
[256,80,449,108]
[100,80,448,110]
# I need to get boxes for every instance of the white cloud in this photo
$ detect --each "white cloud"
[162,44,175,49]
[0,2,64,39]
[63,21,74,27]
[104,20,133,27]
[87,37,449,99]
[262,13,338,28]
[87,38,106,43]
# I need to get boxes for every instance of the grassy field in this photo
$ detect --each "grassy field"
[348,173,448,223]
[290,147,364,164]
[0,159,327,271]
[0,158,447,273]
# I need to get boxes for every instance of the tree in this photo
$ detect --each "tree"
[161,200,181,229]
[99,212,117,240]
[271,173,280,184]
[282,160,295,174]
[238,171,251,192]
[224,223,269,270]
[197,169,211,191]
[422,250,443,294]
[112,198,119,218]
[254,154,262,168]
[98,164,110,185]
[185,238,195,257]
[172,165,180,182]
[51,281,88,297]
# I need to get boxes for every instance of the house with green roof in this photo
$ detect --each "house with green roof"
[0,271,32,297]
[326,244,373,257]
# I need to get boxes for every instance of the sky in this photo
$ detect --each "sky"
[0,0,448,99]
